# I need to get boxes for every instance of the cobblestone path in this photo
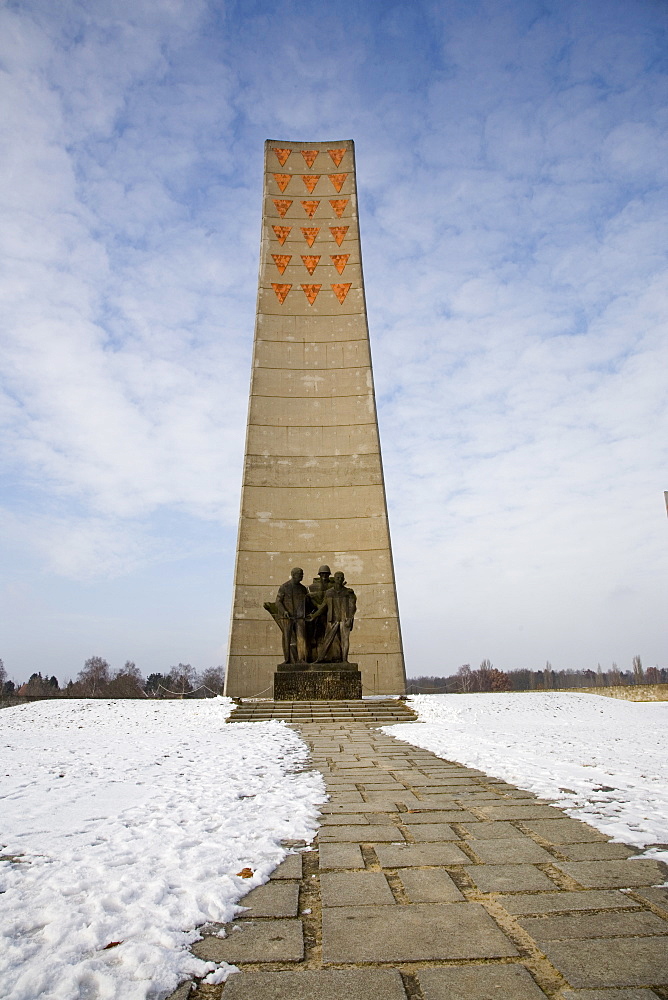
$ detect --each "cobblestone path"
[182,720,668,1000]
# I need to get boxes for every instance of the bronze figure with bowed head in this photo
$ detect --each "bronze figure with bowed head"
[308,571,357,663]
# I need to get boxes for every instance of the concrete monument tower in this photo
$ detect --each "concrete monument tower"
[225,140,405,699]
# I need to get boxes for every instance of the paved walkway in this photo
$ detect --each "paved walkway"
[179,719,668,1000]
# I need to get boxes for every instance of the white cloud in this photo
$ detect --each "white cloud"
[1,0,667,680]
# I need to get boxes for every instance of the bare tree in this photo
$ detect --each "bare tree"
[199,666,226,696]
[167,663,197,697]
[77,656,111,696]
[477,659,493,691]
[0,658,6,688]
[632,655,644,685]
[457,664,474,693]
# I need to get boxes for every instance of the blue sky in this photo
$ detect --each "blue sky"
[1,0,667,684]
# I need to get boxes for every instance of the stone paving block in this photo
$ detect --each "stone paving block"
[321,813,370,825]
[464,863,557,892]
[325,791,363,802]
[557,843,636,861]
[192,919,303,963]
[360,784,409,793]
[560,990,661,999]
[540,937,668,988]
[477,804,565,820]
[334,760,377,769]
[320,870,395,906]
[398,867,465,902]
[319,824,404,843]
[405,796,461,809]
[553,859,667,889]
[465,837,554,864]
[375,842,470,867]
[364,791,422,806]
[418,785,482,796]
[522,819,608,844]
[404,809,477,823]
[499,890,641,914]
[270,854,302,879]
[524,910,668,940]
[451,791,507,800]
[318,843,365,869]
[460,822,527,839]
[418,964,547,999]
[402,823,459,841]
[222,969,408,1000]
[164,983,193,1000]
[631,886,668,917]
[410,777,479,786]
[322,801,396,814]
[322,901,517,963]
[237,880,300,918]
[420,768,486,777]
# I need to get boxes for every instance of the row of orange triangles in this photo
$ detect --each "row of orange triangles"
[271,283,351,305]
[272,225,349,246]
[272,148,346,167]
[271,253,350,275]
[273,173,347,193]
[273,199,348,218]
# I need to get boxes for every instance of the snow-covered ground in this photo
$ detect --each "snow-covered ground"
[385,692,668,867]
[0,699,325,1000]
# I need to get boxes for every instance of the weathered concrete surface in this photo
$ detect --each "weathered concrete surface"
[171,720,668,999]
[321,901,518,963]
[222,969,407,1000]
[225,140,405,699]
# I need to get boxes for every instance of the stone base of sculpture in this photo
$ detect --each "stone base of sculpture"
[274,663,362,701]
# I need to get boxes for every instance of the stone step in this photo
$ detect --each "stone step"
[226,699,418,724]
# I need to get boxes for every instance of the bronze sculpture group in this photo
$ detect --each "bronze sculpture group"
[264,565,357,666]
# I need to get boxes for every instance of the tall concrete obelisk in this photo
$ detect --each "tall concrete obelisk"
[225,140,405,698]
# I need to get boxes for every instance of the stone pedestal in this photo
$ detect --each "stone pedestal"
[274,663,362,701]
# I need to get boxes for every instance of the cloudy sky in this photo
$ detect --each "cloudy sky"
[1,0,667,684]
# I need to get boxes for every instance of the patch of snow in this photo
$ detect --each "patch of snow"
[202,962,239,984]
[384,692,668,869]
[0,698,325,999]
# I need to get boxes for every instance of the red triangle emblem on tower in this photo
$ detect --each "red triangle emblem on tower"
[301,175,320,193]
[330,199,348,218]
[301,200,319,217]
[330,254,349,274]
[330,226,349,245]
[273,173,291,192]
[272,225,291,244]
[272,254,291,274]
[273,199,292,218]
[301,284,321,305]
[301,227,319,246]
[328,149,346,166]
[301,150,318,167]
[272,148,291,166]
[331,283,351,304]
[328,173,347,193]
[301,255,320,275]
[272,283,291,304]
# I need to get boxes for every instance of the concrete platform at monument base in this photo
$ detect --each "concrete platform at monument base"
[169,707,668,1000]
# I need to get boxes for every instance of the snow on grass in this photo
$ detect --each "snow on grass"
[0,698,326,1000]
[384,692,668,865]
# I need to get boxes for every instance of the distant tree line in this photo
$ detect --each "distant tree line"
[0,657,226,702]
[406,656,667,694]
